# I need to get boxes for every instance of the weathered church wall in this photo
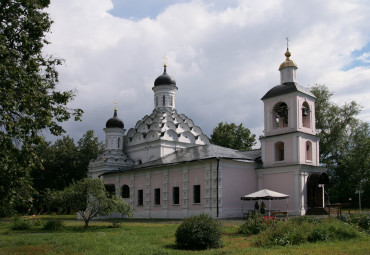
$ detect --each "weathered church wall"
[221,160,259,218]
[260,170,296,213]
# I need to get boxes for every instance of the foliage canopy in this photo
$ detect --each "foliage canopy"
[47,178,132,228]
[310,84,369,207]
[210,122,256,150]
[0,0,82,216]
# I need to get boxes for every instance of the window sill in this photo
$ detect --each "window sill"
[154,205,161,207]
[137,205,144,207]
[172,204,180,206]
[192,203,201,205]
[305,160,313,163]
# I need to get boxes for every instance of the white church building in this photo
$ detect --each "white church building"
[88,48,328,218]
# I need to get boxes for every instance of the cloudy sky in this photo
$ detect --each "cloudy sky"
[45,0,370,146]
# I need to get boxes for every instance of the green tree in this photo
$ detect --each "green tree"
[77,130,104,179]
[310,84,369,206]
[47,178,132,228]
[31,131,104,212]
[311,84,361,169]
[330,122,370,206]
[0,0,82,216]
[210,122,256,150]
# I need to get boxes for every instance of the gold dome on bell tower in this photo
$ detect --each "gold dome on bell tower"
[279,38,298,70]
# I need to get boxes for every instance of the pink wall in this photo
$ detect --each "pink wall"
[103,176,115,186]
[262,171,296,212]
[134,174,146,212]
[168,170,182,211]
[189,167,205,211]
[264,136,295,167]
[150,172,163,211]
[222,163,257,209]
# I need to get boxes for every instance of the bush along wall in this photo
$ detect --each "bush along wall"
[175,213,222,250]
[251,217,361,247]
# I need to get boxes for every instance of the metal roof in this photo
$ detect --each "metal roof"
[261,82,315,100]
[102,144,261,176]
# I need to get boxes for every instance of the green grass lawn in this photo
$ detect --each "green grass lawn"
[0,215,369,255]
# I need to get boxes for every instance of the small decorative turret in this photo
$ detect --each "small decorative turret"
[279,38,298,84]
[152,57,178,111]
[104,102,125,151]
[106,102,124,129]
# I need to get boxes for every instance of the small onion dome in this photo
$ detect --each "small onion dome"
[106,109,124,128]
[279,49,298,70]
[154,65,176,86]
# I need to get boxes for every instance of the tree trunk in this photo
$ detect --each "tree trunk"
[84,220,89,228]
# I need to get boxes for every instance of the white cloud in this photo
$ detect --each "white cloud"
[357,53,370,63]
[46,0,370,144]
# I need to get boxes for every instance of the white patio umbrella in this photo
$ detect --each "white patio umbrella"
[241,189,289,216]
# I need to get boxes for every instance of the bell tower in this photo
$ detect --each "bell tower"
[260,46,319,168]
[258,42,327,216]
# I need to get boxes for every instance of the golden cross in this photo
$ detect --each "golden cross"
[114,100,118,111]
[163,55,168,67]
[286,37,290,49]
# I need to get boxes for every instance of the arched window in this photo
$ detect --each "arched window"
[121,185,130,198]
[306,141,312,161]
[117,138,120,148]
[163,95,165,106]
[104,184,115,197]
[302,101,311,128]
[170,96,173,106]
[275,141,285,161]
[273,102,288,129]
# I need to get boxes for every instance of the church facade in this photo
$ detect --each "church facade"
[88,48,328,218]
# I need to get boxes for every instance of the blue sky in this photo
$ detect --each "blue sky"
[343,43,370,71]
[47,0,370,144]
[109,0,239,19]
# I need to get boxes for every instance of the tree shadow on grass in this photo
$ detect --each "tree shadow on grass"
[61,224,120,233]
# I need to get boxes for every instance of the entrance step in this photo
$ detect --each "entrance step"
[306,207,328,215]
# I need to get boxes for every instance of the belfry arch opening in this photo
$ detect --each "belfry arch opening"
[306,141,312,161]
[302,101,311,128]
[273,102,289,128]
[275,141,285,161]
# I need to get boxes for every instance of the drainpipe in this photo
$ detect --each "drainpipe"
[216,158,220,218]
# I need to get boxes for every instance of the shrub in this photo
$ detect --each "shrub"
[325,220,360,240]
[307,220,359,242]
[289,216,323,224]
[254,220,310,247]
[12,217,32,230]
[341,213,370,233]
[253,217,361,247]
[238,214,273,236]
[43,219,64,230]
[175,213,222,250]
[307,227,329,242]
[108,222,121,228]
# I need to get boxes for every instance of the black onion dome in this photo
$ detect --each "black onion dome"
[106,109,124,128]
[154,65,176,86]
